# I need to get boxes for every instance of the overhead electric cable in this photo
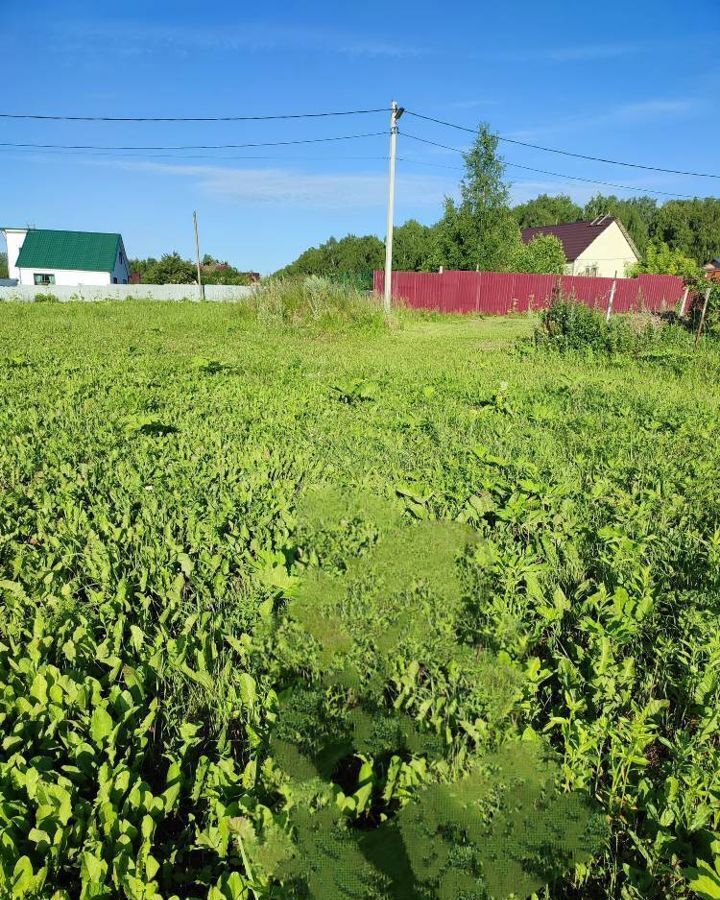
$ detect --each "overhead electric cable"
[0,132,386,152]
[405,110,720,180]
[0,107,388,123]
[401,133,698,199]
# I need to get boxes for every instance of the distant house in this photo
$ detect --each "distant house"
[1,228,130,287]
[703,258,720,282]
[521,216,639,278]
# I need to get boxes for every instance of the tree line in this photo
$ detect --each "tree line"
[129,253,257,286]
[276,125,720,283]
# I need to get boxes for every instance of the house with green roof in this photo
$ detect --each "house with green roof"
[2,227,129,287]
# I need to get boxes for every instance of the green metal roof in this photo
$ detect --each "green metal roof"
[15,229,121,272]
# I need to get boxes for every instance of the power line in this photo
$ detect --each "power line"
[405,110,720,181]
[0,146,391,162]
[0,132,386,152]
[0,107,388,123]
[401,133,698,199]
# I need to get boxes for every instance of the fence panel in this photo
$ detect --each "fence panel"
[0,284,254,303]
[374,271,686,315]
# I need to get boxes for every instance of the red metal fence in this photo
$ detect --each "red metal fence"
[372,271,687,315]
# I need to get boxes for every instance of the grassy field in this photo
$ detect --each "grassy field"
[1,300,719,899]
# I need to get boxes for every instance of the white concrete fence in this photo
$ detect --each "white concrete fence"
[0,283,254,303]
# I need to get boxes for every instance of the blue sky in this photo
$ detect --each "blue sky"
[2,0,719,273]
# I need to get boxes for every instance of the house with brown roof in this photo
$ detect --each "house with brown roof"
[521,215,639,278]
[703,258,720,282]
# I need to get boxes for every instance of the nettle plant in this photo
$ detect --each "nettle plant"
[252,487,603,898]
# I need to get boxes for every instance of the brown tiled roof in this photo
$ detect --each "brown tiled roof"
[521,217,617,262]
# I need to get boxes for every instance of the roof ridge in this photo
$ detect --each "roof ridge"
[521,217,622,262]
[15,229,124,273]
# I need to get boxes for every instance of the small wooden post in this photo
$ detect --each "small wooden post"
[678,287,689,317]
[694,288,711,350]
[193,210,205,302]
[605,280,617,323]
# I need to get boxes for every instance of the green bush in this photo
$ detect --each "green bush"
[33,293,60,304]
[535,299,612,352]
[535,298,690,354]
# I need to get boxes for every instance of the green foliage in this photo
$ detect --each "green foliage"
[392,219,437,271]
[394,743,601,899]
[130,252,255,286]
[0,302,719,897]
[685,832,720,899]
[513,194,583,229]
[535,298,692,355]
[130,251,197,284]
[33,293,59,303]
[512,234,567,274]
[248,276,386,330]
[628,240,702,279]
[432,124,521,271]
[650,198,720,264]
[536,299,629,353]
[0,251,8,279]
[274,234,385,288]
[270,493,598,896]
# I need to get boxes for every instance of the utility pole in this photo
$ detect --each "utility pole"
[383,100,403,315]
[193,210,205,301]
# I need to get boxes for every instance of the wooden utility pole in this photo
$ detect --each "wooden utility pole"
[694,287,711,350]
[193,210,205,301]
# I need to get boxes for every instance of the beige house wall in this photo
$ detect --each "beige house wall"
[567,222,639,278]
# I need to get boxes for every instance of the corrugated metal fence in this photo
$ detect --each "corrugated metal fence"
[372,271,687,315]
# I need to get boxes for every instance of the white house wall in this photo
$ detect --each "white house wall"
[572,222,638,278]
[4,230,27,280]
[17,267,113,287]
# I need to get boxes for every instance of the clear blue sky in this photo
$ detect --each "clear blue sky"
[2,0,718,273]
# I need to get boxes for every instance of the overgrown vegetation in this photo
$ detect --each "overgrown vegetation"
[246,276,386,329]
[534,298,694,355]
[0,302,719,898]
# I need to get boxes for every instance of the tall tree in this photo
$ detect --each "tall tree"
[0,252,8,280]
[392,220,436,271]
[650,199,720,264]
[432,124,521,271]
[274,234,385,287]
[513,194,582,229]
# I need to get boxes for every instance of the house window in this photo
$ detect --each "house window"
[113,277,118,284]
[583,265,599,277]
[119,250,124,265]
[34,273,56,285]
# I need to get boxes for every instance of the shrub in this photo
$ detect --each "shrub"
[536,299,611,352]
[511,234,567,274]
[33,293,59,303]
[535,298,690,354]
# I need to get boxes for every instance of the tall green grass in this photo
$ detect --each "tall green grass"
[247,276,387,330]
